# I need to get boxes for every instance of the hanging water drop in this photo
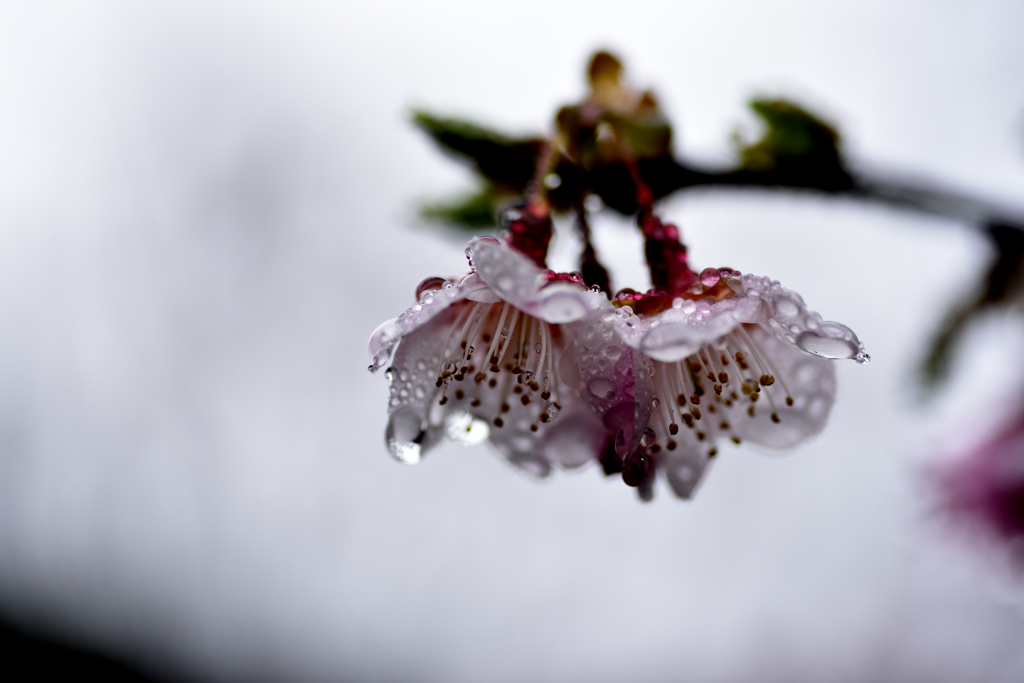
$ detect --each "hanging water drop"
[699,267,721,287]
[640,427,657,448]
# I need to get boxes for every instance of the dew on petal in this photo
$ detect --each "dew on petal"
[699,267,721,287]
[587,377,616,399]
[444,411,490,446]
[640,427,657,448]
[795,330,858,360]
[385,407,426,464]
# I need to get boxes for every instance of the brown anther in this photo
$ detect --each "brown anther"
[785,397,794,407]
[460,366,469,374]
[470,398,481,407]
[513,385,523,394]
[739,361,749,370]
[747,406,755,417]
[489,365,500,373]
[731,437,741,445]
[735,351,745,362]
[696,431,706,441]
[692,408,701,420]
[540,390,551,400]
[720,354,729,366]
[713,383,723,395]
[689,362,702,373]
[501,403,510,413]
[651,444,662,453]
[439,396,448,405]
[460,340,467,349]
[669,423,679,435]
[474,372,487,383]
[493,417,503,427]
[489,356,499,365]
[539,413,551,423]
[681,414,694,428]
[707,371,716,382]
[741,383,752,395]
[677,393,687,406]
[455,389,464,400]
[707,404,717,414]
[520,395,531,405]
[690,394,700,405]
[665,440,677,451]
[708,448,718,458]
[724,399,733,407]
[749,393,759,403]
[529,424,538,432]
[528,381,540,391]
[511,366,522,374]
[730,391,739,400]
[770,412,780,424]
[488,379,497,388]
[720,421,730,430]
[454,374,464,381]
[435,379,443,388]
[482,333,491,342]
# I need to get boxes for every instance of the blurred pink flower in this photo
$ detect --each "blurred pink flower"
[574,267,868,500]
[369,237,607,475]
[936,415,1024,570]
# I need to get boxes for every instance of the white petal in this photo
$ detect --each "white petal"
[732,323,836,449]
[468,237,546,309]
[457,272,502,303]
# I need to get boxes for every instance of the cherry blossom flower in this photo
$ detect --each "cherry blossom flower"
[934,415,1024,572]
[368,236,608,476]
[572,216,868,500]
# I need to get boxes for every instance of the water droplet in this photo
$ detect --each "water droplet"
[545,403,561,420]
[622,452,648,487]
[856,352,871,365]
[534,342,543,354]
[385,407,426,464]
[699,267,721,287]
[651,397,661,409]
[640,427,657,448]
[543,173,561,189]
[415,276,446,301]
[795,331,858,359]
[384,367,394,382]
[443,361,457,374]
[399,369,409,382]
[772,293,801,319]
[444,411,490,446]
[414,386,425,399]
[587,377,616,399]
[605,345,621,359]
[590,284,602,293]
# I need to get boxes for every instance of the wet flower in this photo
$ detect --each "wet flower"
[934,415,1024,572]
[368,236,608,476]
[575,266,868,501]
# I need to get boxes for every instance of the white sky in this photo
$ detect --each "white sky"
[2,1,1024,681]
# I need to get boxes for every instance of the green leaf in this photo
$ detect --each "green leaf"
[737,99,848,188]
[412,111,544,190]
[420,185,500,229]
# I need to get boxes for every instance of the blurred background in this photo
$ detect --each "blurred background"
[2,1,1024,681]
